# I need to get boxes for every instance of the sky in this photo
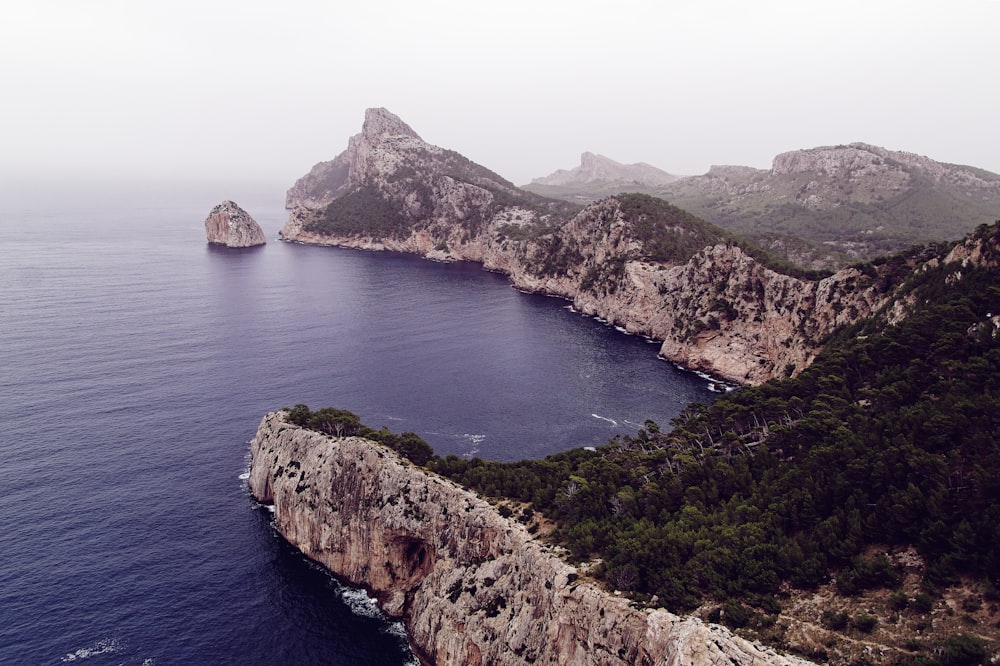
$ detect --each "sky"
[2,0,999,192]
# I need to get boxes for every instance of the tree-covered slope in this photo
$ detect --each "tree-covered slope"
[428,222,1000,663]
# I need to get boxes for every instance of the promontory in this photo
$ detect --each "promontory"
[248,409,813,666]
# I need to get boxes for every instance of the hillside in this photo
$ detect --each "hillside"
[281,110,920,387]
[526,144,1000,270]
[428,222,1000,664]
[266,224,1000,664]
[275,109,1000,663]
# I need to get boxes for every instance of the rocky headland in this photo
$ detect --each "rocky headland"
[279,108,952,386]
[248,410,814,666]
[204,200,266,247]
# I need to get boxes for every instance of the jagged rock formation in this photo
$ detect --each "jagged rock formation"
[248,410,814,666]
[282,110,979,385]
[204,200,266,247]
[524,152,678,201]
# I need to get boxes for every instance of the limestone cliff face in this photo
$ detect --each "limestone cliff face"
[204,200,266,247]
[279,110,967,385]
[248,411,814,666]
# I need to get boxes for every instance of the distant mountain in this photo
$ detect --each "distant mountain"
[527,143,1000,269]
[524,152,678,201]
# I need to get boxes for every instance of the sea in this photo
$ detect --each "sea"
[0,178,718,665]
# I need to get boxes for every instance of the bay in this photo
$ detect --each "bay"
[0,180,716,664]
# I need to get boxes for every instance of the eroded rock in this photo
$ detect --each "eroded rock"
[248,410,815,666]
[204,200,266,247]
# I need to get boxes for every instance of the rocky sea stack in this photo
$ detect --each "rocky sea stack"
[204,200,266,247]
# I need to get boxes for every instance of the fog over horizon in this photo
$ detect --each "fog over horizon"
[3,0,999,193]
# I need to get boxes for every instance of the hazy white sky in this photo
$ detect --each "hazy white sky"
[2,0,998,189]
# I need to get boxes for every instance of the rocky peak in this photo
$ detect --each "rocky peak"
[204,200,266,247]
[361,107,422,143]
[532,152,677,187]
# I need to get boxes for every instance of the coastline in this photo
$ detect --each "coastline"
[278,233,739,392]
[248,410,814,666]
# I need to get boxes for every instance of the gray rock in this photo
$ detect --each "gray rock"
[204,200,266,247]
[249,410,815,666]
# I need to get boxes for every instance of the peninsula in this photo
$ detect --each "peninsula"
[249,409,813,666]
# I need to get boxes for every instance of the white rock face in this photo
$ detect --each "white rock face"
[248,411,815,666]
[204,200,266,247]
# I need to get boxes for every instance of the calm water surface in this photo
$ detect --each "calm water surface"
[0,182,716,664]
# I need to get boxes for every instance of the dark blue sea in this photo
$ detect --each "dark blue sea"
[0,179,717,665]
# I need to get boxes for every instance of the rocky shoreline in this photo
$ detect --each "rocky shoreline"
[248,410,814,666]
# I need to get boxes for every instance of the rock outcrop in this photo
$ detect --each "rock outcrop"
[530,152,678,189]
[204,200,266,247]
[279,110,975,385]
[249,410,815,666]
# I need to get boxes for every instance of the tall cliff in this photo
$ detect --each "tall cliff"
[280,110,964,385]
[248,410,814,666]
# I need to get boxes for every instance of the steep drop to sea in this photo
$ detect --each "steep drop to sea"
[249,410,814,666]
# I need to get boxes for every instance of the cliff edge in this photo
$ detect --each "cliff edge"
[248,410,813,666]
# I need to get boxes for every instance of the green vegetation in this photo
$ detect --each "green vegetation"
[432,224,1000,614]
[304,186,410,238]
[657,170,1000,268]
[284,404,433,466]
[283,223,1000,661]
[616,193,728,263]
[616,193,832,280]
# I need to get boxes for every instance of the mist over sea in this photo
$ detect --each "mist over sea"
[0,181,716,664]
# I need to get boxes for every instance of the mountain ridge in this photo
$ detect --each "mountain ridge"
[524,142,1000,268]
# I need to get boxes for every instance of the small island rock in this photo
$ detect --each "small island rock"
[204,200,266,247]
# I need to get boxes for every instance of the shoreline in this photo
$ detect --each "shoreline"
[277,234,743,392]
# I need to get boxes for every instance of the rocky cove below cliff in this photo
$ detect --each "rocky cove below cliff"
[280,202,897,387]
[248,410,814,666]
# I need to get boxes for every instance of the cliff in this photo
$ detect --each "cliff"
[248,410,814,666]
[204,200,266,247]
[281,109,938,385]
